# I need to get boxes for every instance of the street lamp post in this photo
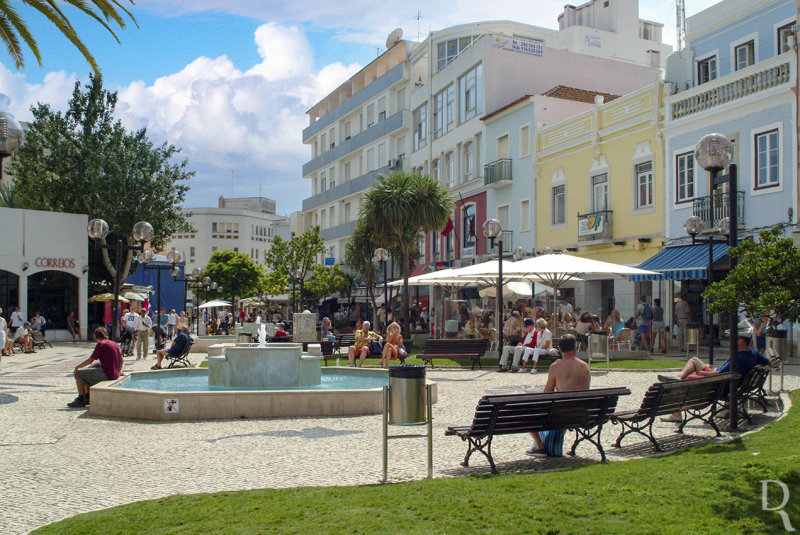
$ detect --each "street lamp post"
[694,132,739,430]
[373,248,389,327]
[189,273,212,335]
[483,219,504,362]
[293,269,303,314]
[139,247,183,330]
[684,215,730,366]
[88,219,153,338]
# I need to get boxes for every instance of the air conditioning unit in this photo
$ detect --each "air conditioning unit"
[388,158,401,170]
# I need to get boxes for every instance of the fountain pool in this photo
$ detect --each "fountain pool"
[89,367,437,421]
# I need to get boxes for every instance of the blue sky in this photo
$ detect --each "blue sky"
[1,0,721,215]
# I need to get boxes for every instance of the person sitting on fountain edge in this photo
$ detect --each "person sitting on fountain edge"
[152,325,192,369]
[67,327,123,408]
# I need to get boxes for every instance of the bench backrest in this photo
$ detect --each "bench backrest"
[634,373,738,418]
[320,340,333,357]
[424,338,489,355]
[467,387,631,437]
[338,334,356,345]
[739,365,769,396]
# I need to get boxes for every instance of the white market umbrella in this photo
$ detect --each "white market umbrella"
[478,281,553,298]
[499,253,658,287]
[198,299,232,309]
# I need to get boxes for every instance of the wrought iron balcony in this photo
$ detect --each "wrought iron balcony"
[577,210,613,242]
[692,191,745,233]
[484,159,512,187]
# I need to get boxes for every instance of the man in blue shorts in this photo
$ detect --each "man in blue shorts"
[526,334,591,457]
[152,325,192,369]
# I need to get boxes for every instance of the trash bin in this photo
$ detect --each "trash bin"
[766,330,788,358]
[237,332,253,344]
[388,365,426,425]
[588,331,609,359]
[686,323,699,346]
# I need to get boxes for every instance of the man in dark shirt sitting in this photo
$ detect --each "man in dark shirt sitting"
[152,325,192,369]
[68,327,123,408]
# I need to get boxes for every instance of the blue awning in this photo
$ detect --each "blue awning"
[629,243,729,281]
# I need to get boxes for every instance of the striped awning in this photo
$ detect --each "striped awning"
[629,243,729,281]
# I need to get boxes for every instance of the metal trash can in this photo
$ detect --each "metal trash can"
[237,332,253,344]
[686,323,699,346]
[766,331,788,358]
[588,331,609,359]
[388,365,426,425]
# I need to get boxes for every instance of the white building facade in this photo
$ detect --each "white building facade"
[0,207,89,341]
[166,196,290,275]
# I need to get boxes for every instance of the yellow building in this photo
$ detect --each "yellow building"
[534,82,664,317]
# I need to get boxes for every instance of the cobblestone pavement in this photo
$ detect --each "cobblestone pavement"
[1,343,797,534]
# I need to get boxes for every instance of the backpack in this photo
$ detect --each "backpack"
[642,303,653,321]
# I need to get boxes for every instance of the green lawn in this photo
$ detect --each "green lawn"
[34,393,800,534]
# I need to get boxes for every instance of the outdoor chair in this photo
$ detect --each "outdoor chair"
[611,328,632,352]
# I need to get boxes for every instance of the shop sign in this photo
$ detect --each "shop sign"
[34,257,76,269]
[492,35,544,56]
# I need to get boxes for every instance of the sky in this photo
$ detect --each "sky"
[0,0,722,216]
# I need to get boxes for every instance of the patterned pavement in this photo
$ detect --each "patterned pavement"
[0,343,796,534]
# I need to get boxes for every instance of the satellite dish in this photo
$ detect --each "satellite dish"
[386,28,403,49]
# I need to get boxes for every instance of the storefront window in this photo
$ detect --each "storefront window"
[27,270,78,329]
[0,270,19,325]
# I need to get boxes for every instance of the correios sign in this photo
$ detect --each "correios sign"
[34,257,76,269]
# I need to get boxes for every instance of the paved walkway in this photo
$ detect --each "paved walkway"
[0,343,796,535]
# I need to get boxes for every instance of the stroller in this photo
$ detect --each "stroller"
[30,329,53,350]
[118,329,135,357]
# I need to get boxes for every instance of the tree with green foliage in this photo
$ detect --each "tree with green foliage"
[359,171,452,335]
[344,220,382,323]
[704,226,800,331]
[302,263,350,310]
[9,74,193,289]
[0,181,23,208]
[0,0,136,73]
[262,227,326,301]
[201,250,263,305]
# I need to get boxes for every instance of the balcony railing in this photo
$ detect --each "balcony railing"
[669,55,792,120]
[484,159,512,187]
[692,191,745,232]
[486,230,513,254]
[577,210,613,242]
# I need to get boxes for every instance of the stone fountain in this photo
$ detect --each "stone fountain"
[207,322,321,388]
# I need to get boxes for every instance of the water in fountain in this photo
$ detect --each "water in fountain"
[258,322,267,347]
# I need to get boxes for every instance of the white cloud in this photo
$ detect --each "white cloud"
[0,23,361,214]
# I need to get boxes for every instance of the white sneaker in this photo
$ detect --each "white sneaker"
[517,368,527,373]
[530,369,537,374]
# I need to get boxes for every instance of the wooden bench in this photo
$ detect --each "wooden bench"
[445,387,631,474]
[611,373,738,452]
[165,339,194,369]
[320,340,335,365]
[419,338,489,370]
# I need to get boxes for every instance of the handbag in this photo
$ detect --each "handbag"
[369,339,384,355]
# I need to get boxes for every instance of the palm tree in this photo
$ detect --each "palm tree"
[0,1,136,73]
[360,171,453,336]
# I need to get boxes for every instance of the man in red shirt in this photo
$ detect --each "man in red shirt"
[67,327,123,408]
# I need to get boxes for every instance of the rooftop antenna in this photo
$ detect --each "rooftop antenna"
[417,10,421,42]
[676,0,685,50]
